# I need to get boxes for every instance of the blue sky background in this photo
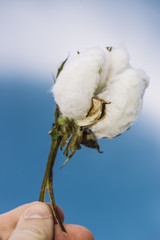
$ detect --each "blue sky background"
[0,0,160,239]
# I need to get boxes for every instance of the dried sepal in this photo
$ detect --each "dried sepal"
[56,113,104,168]
[81,129,102,153]
[60,131,83,168]
[75,97,110,127]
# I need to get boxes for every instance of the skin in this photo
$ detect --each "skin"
[0,202,95,240]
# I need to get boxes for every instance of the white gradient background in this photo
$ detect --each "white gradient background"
[0,0,160,239]
[0,0,160,131]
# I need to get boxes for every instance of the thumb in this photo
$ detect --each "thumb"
[9,203,54,240]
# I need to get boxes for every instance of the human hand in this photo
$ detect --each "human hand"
[0,202,94,240]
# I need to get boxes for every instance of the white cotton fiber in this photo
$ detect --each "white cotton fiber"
[90,68,149,138]
[52,48,107,119]
[52,46,149,139]
[106,47,129,78]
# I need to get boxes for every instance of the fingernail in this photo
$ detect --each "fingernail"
[24,204,52,219]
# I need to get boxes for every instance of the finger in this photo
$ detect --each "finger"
[0,201,64,240]
[54,224,95,240]
[1,202,64,223]
[9,202,54,240]
[47,203,65,223]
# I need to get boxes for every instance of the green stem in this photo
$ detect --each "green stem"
[48,170,66,233]
[39,133,66,233]
[39,134,60,200]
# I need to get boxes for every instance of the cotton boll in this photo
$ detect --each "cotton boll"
[52,48,107,120]
[90,68,149,138]
[52,47,149,137]
[106,48,129,78]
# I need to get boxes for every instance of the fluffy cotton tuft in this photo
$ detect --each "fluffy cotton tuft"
[52,47,149,138]
[106,47,129,77]
[91,68,149,138]
[52,48,107,120]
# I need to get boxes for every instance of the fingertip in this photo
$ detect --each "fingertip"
[55,224,95,240]
[9,202,54,240]
[71,225,94,240]
[23,202,52,219]
[46,203,65,223]
[56,205,65,223]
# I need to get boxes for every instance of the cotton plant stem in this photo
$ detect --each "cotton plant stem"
[39,133,60,200]
[48,169,66,233]
[39,133,66,233]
